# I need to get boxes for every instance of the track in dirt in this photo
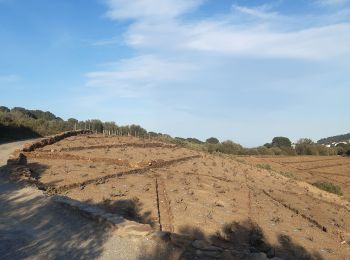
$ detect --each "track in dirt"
[155,178,174,232]
[262,189,328,233]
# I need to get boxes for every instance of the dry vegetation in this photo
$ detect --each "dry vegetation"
[19,134,350,259]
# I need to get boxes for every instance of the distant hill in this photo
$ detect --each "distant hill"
[317,133,350,145]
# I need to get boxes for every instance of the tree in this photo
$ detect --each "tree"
[206,137,219,144]
[186,138,203,144]
[263,143,272,148]
[272,136,292,148]
[129,124,147,137]
[295,138,314,155]
[217,140,242,154]
[297,138,314,145]
[30,110,57,120]
[0,106,10,113]
[11,107,37,119]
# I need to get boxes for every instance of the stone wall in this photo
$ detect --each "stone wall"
[21,130,92,152]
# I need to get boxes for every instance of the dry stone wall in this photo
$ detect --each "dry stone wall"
[22,130,92,152]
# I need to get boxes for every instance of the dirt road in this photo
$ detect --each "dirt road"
[0,139,40,165]
[0,140,160,260]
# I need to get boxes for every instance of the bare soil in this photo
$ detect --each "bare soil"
[0,139,159,260]
[23,135,350,259]
[241,156,350,200]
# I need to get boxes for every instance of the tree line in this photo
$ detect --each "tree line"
[0,106,148,143]
[169,136,346,156]
[1,106,348,156]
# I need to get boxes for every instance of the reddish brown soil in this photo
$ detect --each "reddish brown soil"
[24,135,350,259]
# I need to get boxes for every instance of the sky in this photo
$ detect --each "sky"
[0,0,349,147]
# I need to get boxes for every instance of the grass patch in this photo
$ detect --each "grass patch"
[256,164,272,171]
[312,181,343,196]
[279,171,297,180]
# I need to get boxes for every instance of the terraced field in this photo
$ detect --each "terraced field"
[241,156,350,200]
[18,135,350,259]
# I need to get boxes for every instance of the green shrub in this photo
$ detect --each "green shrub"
[270,147,283,155]
[312,181,343,196]
[256,164,272,170]
[257,146,274,155]
[217,140,243,154]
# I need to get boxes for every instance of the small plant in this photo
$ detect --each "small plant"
[279,171,297,180]
[256,164,272,170]
[312,181,343,196]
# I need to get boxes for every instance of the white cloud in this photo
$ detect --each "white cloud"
[121,16,350,60]
[84,1,350,102]
[85,55,197,97]
[102,1,350,60]
[185,22,350,59]
[231,3,281,20]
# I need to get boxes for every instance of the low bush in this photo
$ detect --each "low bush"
[312,181,343,196]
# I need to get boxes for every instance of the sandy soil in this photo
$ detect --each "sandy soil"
[23,135,350,259]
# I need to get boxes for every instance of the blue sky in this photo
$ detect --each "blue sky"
[1,0,349,146]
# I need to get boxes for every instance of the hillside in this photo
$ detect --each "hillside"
[317,133,350,145]
[5,132,350,259]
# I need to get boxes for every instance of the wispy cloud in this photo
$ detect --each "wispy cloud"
[85,55,197,97]
[83,0,350,103]
[103,0,350,60]
[184,22,350,59]
[231,3,281,19]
